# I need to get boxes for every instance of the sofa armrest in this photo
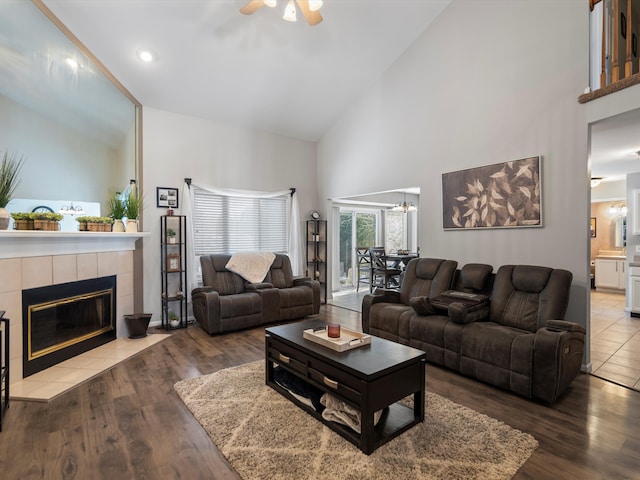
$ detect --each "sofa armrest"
[292,276,312,285]
[447,302,489,324]
[191,288,222,335]
[532,323,586,403]
[246,282,274,291]
[362,290,402,333]
[545,319,586,334]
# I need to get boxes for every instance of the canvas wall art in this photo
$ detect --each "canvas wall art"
[442,156,542,230]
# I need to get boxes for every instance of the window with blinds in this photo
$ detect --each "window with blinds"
[192,189,288,255]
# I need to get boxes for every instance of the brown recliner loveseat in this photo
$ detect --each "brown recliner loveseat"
[192,253,320,335]
[362,258,586,404]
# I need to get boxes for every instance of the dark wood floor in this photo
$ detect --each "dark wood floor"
[1,305,639,479]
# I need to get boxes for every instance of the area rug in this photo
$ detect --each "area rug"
[174,361,538,480]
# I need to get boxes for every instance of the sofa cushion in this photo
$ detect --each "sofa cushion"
[265,254,295,289]
[401,258,458,305]
[490,265,572,332]
[368,303,414,343]
[219,292,262,318]
[459,322,535,397]
[460,263,493,291]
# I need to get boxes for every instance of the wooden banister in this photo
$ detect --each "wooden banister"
[590,0,603,10]
[613,0,620,82]
[626,0,633,76]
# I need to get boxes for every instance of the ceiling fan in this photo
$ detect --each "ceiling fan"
[240,0,323,26]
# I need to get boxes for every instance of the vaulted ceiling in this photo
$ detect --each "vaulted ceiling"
[43,0,451,141]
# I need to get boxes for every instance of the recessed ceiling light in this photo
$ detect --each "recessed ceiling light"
[136,49,156,63]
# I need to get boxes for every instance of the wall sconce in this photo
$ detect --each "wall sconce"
[591,177,603,188]
[608,202,627,217]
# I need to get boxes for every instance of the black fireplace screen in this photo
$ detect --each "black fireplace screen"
[23,276,116,377]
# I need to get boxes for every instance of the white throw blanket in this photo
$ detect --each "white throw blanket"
[320,393,383,434]
[225,251,276,283]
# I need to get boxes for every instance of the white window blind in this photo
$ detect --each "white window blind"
[193,189,288,255]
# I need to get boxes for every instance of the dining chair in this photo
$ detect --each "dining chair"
[369,247,402,292]
[355,247,371,292]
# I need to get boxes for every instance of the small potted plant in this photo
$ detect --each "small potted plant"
[107,190,126,232]
[31,211,51,230]
[166,227,176,244]
[45,212,63,231]
[0,151,25,230]
[124,189,141,233]
[169,311,180,328]
[75,215,91,231]
[11,212,33,230]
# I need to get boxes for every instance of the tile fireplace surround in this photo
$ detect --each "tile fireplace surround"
[0,230,149,389]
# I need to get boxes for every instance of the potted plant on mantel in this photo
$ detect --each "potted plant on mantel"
[0,151,25,230]
[10,212,33,230]
[107,190,126,232]
[124,189,141,233]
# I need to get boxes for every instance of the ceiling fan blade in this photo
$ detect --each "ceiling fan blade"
[295,0,323,26]
[240,0,266,15]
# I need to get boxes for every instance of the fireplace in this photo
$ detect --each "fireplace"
[22,275,117,377]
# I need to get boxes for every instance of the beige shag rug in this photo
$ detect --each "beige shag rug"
[174,361,538,480]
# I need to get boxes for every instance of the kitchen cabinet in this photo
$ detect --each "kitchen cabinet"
[629,266,640,316]
[595,257,626,291]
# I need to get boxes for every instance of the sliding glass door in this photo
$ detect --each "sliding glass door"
[337,209,378,290]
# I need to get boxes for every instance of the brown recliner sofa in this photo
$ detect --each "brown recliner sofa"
[362,258,586,404]
[192,253,320,335]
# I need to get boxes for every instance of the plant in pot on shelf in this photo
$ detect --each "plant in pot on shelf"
[166,227,176,244]
[0,151,25,230]
[169,310,180,328]
[107,190,126,232]
[124,189,141,233]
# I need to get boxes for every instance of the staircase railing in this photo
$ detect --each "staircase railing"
[580,0,640,102]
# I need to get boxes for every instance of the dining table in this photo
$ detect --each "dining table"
[385,253,419,270]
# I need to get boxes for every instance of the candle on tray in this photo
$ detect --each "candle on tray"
[327,323,341,338]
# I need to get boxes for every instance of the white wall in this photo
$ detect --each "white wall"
[319,1,590,343]
[141,107,319,325]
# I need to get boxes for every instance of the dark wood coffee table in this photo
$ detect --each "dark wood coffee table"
[265,319,426,455]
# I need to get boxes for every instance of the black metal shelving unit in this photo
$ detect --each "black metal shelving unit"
[0,310,9,432]
[160,215,188,330]
[306,220,327,304]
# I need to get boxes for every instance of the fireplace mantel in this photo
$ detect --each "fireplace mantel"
[0,231,150,259]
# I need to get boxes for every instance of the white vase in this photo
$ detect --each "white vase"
[125,219,138,233]
[112,219,125,232]
[0,207,9,230]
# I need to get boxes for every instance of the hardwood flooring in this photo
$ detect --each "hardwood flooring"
[1,305,640,479]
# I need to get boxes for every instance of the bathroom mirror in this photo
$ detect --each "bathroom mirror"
[0,0,140,207]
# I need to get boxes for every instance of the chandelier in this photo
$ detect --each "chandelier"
[391,191,417,213]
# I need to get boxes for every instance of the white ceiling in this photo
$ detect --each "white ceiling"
[42,0,451,142]
[25,1,640,186]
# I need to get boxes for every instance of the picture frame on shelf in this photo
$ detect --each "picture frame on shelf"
[167,253,181,272]
[157,187,179,208]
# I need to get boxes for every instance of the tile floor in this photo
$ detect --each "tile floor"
[590,290,640,390]
[329,287,640,391]
[10,333,170,402]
